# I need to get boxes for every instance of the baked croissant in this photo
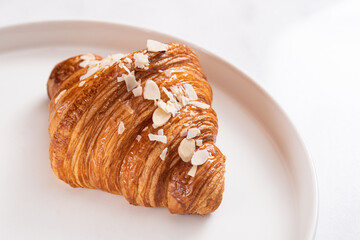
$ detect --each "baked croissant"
[47,41,226,215]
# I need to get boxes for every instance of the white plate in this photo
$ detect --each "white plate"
[0,21,318,240]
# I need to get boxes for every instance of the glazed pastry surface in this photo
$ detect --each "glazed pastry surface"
[47,42,225,215]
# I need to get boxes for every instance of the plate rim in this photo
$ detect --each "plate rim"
[0,20,318,239]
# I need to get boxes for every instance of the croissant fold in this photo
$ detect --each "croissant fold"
[47,41,226,215]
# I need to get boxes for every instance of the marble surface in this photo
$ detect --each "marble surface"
[1,0,359,239]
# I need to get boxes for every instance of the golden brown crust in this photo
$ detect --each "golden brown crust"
[47,43,225,215]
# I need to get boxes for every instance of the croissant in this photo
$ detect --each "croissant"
[47,41,226,215]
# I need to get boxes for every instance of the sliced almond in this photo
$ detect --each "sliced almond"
[160,147,168,160]
[187,128,200,139]
[124,72,139,91]
[134,52,149,69]
[118,121,125,135]
[183,84,198,100]
[80,65,99,80]
[196,139,203,147]
[148,133,167,143]
[157,129,164,135]
[124,57,132,63]
[191,149,209,165]
[152,107,171,127]
[164,69,171,77]
[144,80,160,100]
[162,87,176,102]
[132,86,143,97]
[187,165,197,177]
[78,81,86,87]
[189,101,210,109]
[147,40,168,52]
[178,138,195,162]
[180,129,188,137]
[136,135,142,141]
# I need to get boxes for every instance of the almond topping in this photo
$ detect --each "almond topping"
[148,133,167,143]
[178,138,195,162]
[196,139,203,147]
[78,81,86,87]
[134,53,149,69]
[160,147,168,160]
[118,121,125,135]
[189,101,210,109]
[162,87,176,102]
[183,84,198,100]
[164,69,171,77]
[124,57,132,63]
[136,135,142,141]
[152,107,171,127]
[180,129,188,137]
[187,128,200,139]
[187,165,197,177]
[144,80,160,100]
[147,40,168,52]
[124,72,139,91]
[157,129,164,135]
[132,86,143,97]
[191,149,209,165]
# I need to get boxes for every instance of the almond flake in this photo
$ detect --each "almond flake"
[142,126,148,132]
[189,101,210,109]
[132,86,143,97]
[191,149,209,166]
[162,87,176,102]
[165,102,177,116]
[180,96,190,106]
[134,53,149,69]
[123,65,131,74]
[160,148,168,161]
[180,129,188,137]
[147,40,168,52]
[152,123,158,129]
[164,69,171,77]
[187,165,197,177]
[124,72,139,91]
[152,107,171,127]
[157,129,164,135]
[80,65,99,80]
[148,134,167,143]
[80,53,95,61]
[124,57,132,63]
[144,80,160,100]
[183,84,198,100]
[78,81,86,87]
[157,100,167,111]
[79,53,97,67]
[54,89,66,104]
[136,135,142,141]
[118,121,125,135]
[196,139,203,147]
[187,128,201,139]
[111,53,125,61]
[119,62,131,74]
[117,75,125,82]
[178,138,195,162]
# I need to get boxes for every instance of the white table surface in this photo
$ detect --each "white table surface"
[1,0,359,239]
